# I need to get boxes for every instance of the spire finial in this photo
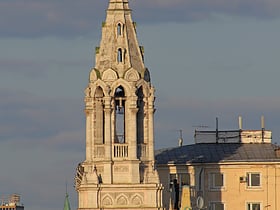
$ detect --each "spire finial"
[63,180,71,210]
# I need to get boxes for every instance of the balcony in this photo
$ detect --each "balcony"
[113,143,128,158]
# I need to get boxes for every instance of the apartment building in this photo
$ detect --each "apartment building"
[156,129,280,210]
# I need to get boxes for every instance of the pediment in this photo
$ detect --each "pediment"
[124,68,140,82]
[102,68,118,81]
[89,68,99,82]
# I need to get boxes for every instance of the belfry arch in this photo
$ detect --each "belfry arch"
[114,86,126,143]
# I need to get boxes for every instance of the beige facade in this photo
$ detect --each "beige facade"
[156,131,280,210]
[75,0,163,209]
[157,162,280,210]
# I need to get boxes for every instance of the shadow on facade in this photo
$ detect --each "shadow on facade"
[156,143,242,209]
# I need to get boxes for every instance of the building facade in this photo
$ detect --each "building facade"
[75,0,163,209]
[0,194,24,210]
[156,129,280,210]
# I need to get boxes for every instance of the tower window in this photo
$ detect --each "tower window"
[117,23,122,36]
[117,48,123,63]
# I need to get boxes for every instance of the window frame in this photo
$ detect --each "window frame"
[246,202,261,210]
[209,201,225,210]
[209,172,224,190]
[246,172,261,188]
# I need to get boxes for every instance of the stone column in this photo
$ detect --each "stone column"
[103,96,112,183]
[148,87,155,161]
[127,96,138,160]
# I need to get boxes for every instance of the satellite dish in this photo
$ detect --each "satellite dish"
[196,196,204,209]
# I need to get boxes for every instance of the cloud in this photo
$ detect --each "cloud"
[0,0,279,38]
[0,88,84,210]
[0,88,84,149]
[0,0,106,38]
[0,59,48,78]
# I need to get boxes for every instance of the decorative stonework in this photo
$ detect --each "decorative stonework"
[124,68,140,81]
[114,165,129,173]
[102,68,118,81]
[102,195,113,206]
[76,0,163,209]
[116,194,128,205]
[89,68,98,82]
[131,194,143,205]
[101,193,143,207]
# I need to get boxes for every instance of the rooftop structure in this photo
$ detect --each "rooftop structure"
[195,129,272,144]
[155,121,280,210]
[195,116,271,144]
[0,194,24,210]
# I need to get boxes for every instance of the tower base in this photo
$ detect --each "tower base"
[77,183,164,210]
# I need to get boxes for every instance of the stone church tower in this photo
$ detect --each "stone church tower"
[75,0,163,209]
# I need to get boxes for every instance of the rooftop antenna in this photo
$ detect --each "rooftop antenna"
[216,117,219,143]
[238,116,243,130]
[66,180,68,195]
[238,116,242,143]
[177,129,183,147]
[261,115,265,143]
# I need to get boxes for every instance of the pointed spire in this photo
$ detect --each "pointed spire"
[63,193,71,210]
[95,0,146,78]
[63,182,71,210]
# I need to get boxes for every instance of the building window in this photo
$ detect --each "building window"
[117,48,123,63]
[209,173,224,189]
[247,173,261,187]
[117,23,122,36]
[247,202,261,210]
[210,202,224,210]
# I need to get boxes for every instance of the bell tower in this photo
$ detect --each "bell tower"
[75,0,163,209]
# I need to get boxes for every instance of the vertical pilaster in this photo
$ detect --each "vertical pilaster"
[127,96,138,160]
[148,87,155,161]
[85,110,92,162]
[104,96,112,183]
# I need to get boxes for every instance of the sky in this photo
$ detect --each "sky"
[0,0,280,209]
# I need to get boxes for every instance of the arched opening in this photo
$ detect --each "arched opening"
[114,86,125,143]
[117,48,123,63]
[117,23,122,36]
[94,87,105,144]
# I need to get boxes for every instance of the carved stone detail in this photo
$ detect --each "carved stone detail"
[114,165,129,172]
[89,68,98,82]
[102,195,113,206]
[102,69,118,81]
[131,194,143,205]
[124,68,140,81]
[116,194,128,205]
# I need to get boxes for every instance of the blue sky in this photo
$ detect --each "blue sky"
[0,0,280,209]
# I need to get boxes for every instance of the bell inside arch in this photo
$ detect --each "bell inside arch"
[115,86,125,114]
